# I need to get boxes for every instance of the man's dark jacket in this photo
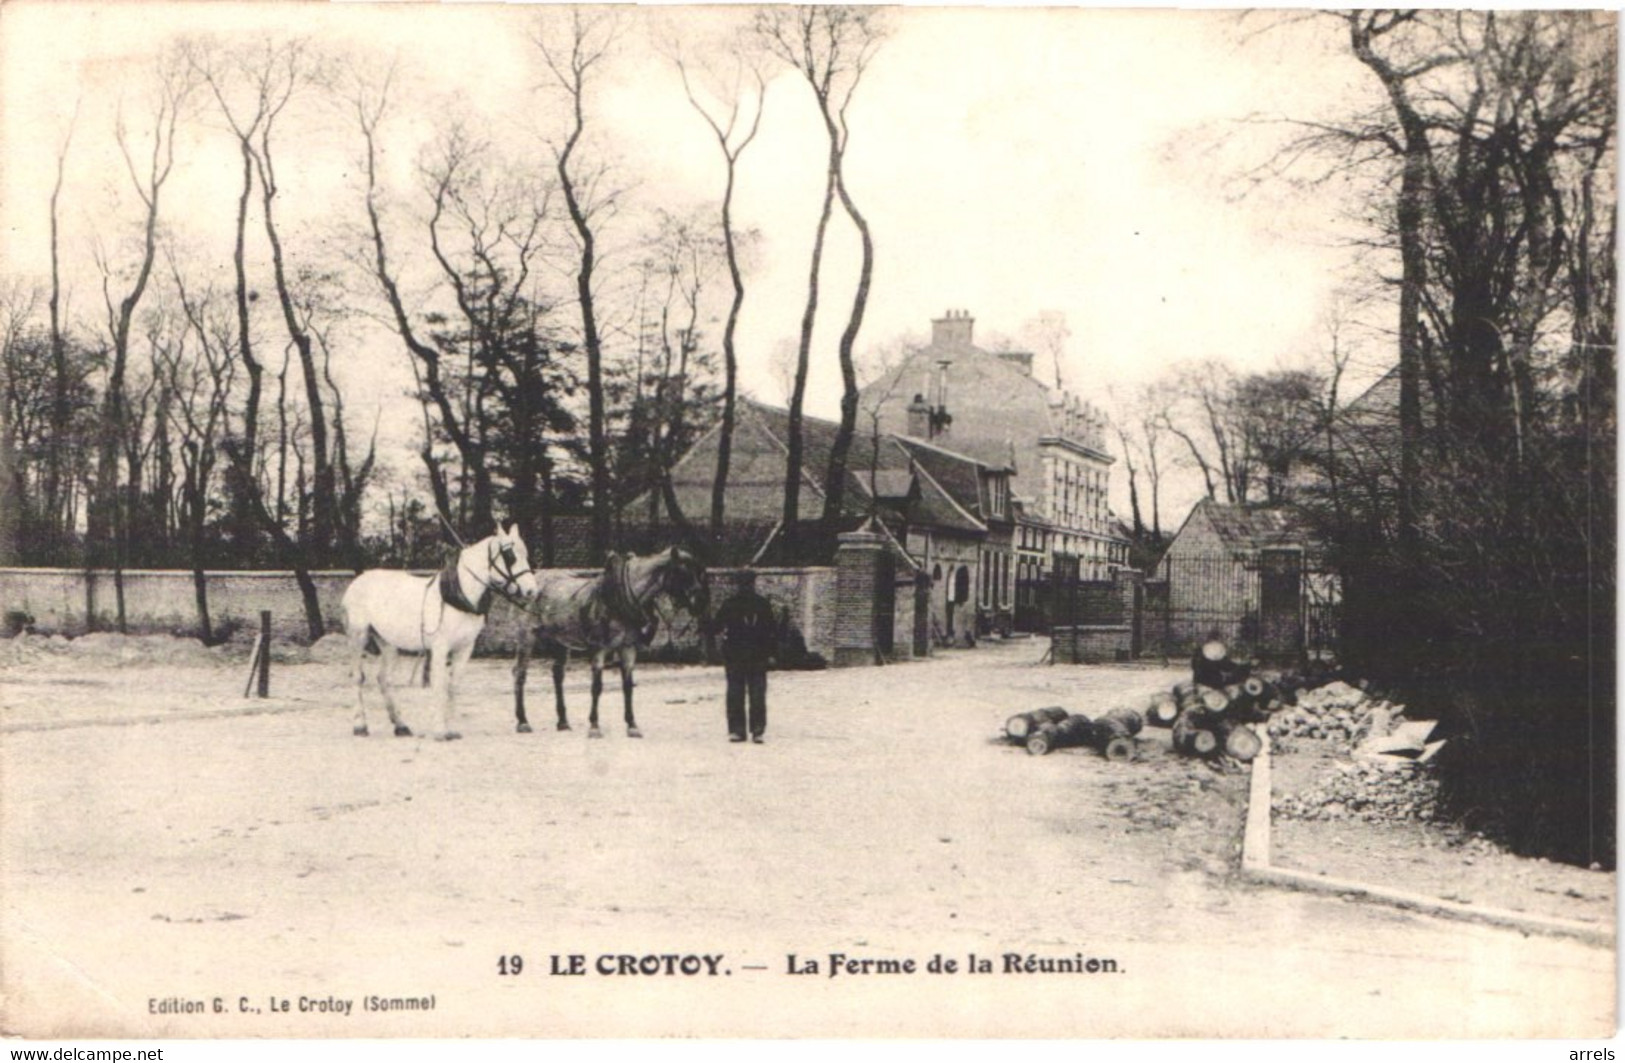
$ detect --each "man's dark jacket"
[713,590,778,668]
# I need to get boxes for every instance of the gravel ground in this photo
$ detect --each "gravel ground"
[1270,741,1616,927]
[0,636,1613,1039]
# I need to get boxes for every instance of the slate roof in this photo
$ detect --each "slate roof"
[621,398,1001,564]
[754,517,923,572]
[739,400,989,535]
[1168,499,1317,559]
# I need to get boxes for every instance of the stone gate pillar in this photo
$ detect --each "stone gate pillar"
[833,528,886,668]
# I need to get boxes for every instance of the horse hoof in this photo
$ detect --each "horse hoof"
[517,722,533,734]
[627,727,643,739]
[353,725,369,737]
[435,731,462,743]
[557,722,572,732]
[588,728,603,739]
[394,725,413,737]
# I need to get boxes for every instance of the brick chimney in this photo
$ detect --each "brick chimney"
[931,309,975,351]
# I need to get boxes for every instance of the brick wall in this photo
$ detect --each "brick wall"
[0,565,841,660]
[1051,624,1132,664]
[832,532,885,667]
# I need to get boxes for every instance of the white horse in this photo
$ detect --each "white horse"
[342,525,538,741]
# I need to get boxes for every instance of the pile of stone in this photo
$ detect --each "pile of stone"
[1264,680,1444,766]
[1273,759,1444,824]
[1267,680,1386,746]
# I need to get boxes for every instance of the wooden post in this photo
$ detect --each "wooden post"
[257,610,271,698]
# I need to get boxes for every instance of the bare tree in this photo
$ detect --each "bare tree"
[420,121,560,539]
[164,263,237,641]
[188,37,349,561]
[855,333,914,510]
[0,286,41,566]
[1249,10,1617,862]
[673,36,766,542]
[351,66,497,535]
[757,5,885,530]
[89,54,193,630]
[1020,310,1072,392]
[531,9,624,564]
[41,102,80,552]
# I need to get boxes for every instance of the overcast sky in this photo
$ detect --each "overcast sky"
[0,2,1392,523]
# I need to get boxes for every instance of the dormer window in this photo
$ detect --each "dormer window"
[987,473,1007,519]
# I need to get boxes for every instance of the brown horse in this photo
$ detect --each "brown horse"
[510,546,709,737]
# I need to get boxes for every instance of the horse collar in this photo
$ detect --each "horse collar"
[440,565,492,616]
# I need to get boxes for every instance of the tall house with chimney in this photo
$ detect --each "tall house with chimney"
[862,310,1125,602]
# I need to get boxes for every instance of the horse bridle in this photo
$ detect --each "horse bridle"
[460,538,533,607]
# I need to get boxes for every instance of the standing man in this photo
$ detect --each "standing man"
[709,569,777,744]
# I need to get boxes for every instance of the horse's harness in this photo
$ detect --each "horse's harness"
[602,553,656,634]
[435,538,533,620]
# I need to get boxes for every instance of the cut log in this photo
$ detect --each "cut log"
[1200,638,1228,662]
[1025,724,1060,756]
[1026,713,1093,756]
[1171,708,1219,757]
[1099,706,1145,737]
[1088,709,1141,761]
[1147,691,1180,727]
[1006,706,1070,740]
[1101,735,1136,762]
[1054,714,1095,747]
[1219,720,1263,762]
[1242,676,1266,698]
[1181,680,1239,715]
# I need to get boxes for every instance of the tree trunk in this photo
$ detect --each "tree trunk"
[230,139,263,551]
[821,155,874,525]
[711,154,746,540]
[257,143,336,560]
[555,96,609,564]
[784,160,837,540]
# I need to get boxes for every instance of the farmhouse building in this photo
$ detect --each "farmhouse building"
[859,310,1127,584]
[639,398,1020,645]
[1153,498,1329,659]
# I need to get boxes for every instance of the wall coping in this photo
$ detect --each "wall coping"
[1,565,837,580]
[0,567,371,579]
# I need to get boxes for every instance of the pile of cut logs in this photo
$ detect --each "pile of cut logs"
[1132,638,1307,764]
[1005,705,1147,760]
[1143,680,1269,763]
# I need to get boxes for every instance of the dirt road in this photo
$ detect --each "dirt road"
[1,638,1613,1038]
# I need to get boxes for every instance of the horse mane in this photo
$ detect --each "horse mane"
[601,553,651,629]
